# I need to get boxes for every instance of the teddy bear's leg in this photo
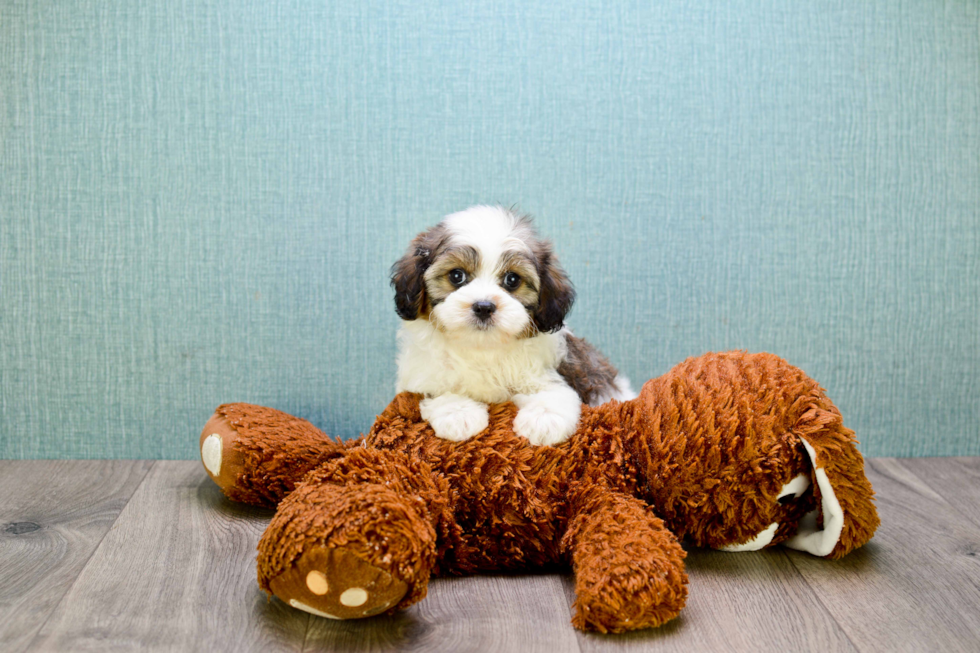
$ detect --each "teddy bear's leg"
[783,405,881,559]
[199,403,347,507]
[622,351,879,559]
[560,486,688,633]
[708,399,880,558]
[257,447,451,620]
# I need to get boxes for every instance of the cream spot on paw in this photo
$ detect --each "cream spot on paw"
[420,395,489,442]
[306,570,329,596]
[340,587,369,607]
[201,434,222,475]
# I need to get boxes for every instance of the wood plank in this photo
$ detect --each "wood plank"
[0,460,153,653]
[563,548,855,653]
[304,574,582,653]
[898,457,980,529]
[27,461,310,653]
[786,457,980,653]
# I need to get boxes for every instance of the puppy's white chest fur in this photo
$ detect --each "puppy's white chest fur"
[396,320,567,403]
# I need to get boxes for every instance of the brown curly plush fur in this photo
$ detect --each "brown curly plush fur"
[200,351,879,633]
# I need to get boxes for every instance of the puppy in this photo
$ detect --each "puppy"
[390,206,635,446]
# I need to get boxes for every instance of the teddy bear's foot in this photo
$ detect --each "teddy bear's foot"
[257,448,446,619]
[267,545,408,620]
[563,489,688,633]
[199,403,346,507]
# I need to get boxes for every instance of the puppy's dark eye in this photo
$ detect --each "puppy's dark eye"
[503,272,521,290]
[448,268,468,287]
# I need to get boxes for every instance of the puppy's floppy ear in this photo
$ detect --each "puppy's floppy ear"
[390,226,445,321]
[532,243,575,333]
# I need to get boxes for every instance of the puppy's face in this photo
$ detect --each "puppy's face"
[391,206,575,341]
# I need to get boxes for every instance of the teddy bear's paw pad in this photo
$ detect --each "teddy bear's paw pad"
[199,412,246,491]
[270,546,407,620]
[201,434,222,475]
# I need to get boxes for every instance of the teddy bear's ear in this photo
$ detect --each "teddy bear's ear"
[784,406,880,559]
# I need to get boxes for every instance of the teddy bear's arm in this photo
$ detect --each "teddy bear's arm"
[199,403,348,507]
[560,484,688,633]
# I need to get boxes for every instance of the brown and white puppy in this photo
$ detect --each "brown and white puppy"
[390,205,634,446]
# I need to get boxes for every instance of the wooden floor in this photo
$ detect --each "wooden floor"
[1,458,978,653]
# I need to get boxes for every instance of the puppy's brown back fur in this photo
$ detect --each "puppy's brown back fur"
[558,333,623,405]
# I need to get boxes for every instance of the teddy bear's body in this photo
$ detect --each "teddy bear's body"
[201,351,879,633]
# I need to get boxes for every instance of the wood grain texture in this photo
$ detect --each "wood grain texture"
[0,460,153,653]
[26,462,309,653]
[786,458,980,653]
[899,457,980,530]
[304,574,582,653]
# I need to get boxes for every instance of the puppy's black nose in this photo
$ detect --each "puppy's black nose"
[471,301,497,320]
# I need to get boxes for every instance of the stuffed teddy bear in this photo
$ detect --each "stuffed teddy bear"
[199,351,879,633]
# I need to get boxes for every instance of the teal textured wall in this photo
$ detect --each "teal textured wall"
[2,0,978,459]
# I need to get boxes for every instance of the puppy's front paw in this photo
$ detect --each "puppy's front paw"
[513,398,580,446]
[419,394,489,442]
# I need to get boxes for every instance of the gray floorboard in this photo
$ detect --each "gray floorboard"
[26,462,307,653]
[785,458,980,653]
[2,458,978,652]
[899,457,980,530]
[304,574,582,653]
[0,460,153,653]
